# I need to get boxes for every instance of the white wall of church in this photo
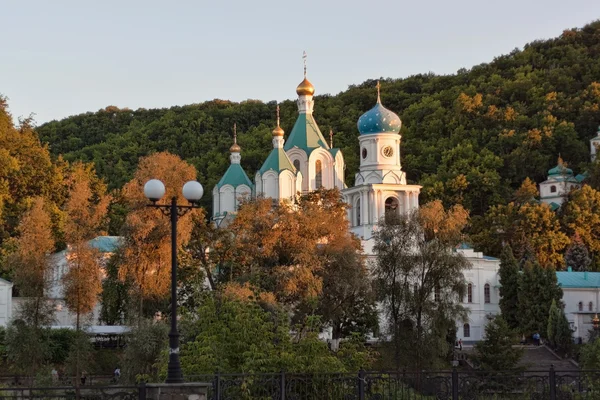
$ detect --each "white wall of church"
[334,152,345,190]
[539,181,580,205]
[0,279,12,327]
[279,170,296,200]
[219,185,236,214]
[562,287,599,342]
[308,148,334,190]
[286,148,308,192]
[358,133,402,172]
[262,171,278,199]
[455,248,501,343]
[236,185,252,207]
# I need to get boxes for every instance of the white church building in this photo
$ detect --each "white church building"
[211,66,504,342]
[0,236,122,329]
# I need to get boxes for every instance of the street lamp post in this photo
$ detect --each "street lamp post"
[144,179,204,384]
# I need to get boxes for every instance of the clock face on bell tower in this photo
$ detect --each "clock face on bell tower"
[382,146,394,158]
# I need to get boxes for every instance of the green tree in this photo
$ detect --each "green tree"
[5,321,51,384]
[518,259,563,337]
[554,309,573,355]
[122,320,169,383]
[565,233,592,271]
[547,299,560,348]
[178,294,374,375]
[499,245,520,329]
[99,251,130,325]
[373,201,469,370]
[580,335,600,369]
[473,316,523,371]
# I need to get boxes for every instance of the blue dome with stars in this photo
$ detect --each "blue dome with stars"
[357,101,402,135]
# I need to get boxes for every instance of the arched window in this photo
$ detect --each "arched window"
[550,185,557,193]
[590,302,594,312]
[467,283,473,303]
[293,159,300,172]
[463,323,470,338]
[484,283,491,304]
[385,197,399,223]
[315,160,322,188]
[355,198,361,227]
[579,301,583,312]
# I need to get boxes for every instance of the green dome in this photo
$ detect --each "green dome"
[548,164,573,176]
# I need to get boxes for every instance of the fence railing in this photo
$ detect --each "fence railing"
[188,367,600,400]
[2,366,600,399]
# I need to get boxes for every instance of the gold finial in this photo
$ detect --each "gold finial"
[329,128,334,148]
[376,80,381,104]
[272,104,284,137]
[296,51,315,96]
[230,123,241,152]
[303,51,307,78]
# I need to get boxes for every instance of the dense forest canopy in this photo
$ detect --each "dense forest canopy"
[25,21,600,219]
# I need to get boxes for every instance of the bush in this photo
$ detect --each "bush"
[47,328,77,365]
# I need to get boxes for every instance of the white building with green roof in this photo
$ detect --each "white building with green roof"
[539,158,582,208]
[284,75,345,192]
[254,107,303,202]
[212,127,253,225]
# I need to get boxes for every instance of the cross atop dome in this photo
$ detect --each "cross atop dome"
[296,51,315,97]
[376,80,381,104]
[230,123,241,153]
[303,50,307,78]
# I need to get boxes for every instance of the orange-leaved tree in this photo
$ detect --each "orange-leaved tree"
[62,162,110,330]
[119,152,199,319]
[8,197,55,327]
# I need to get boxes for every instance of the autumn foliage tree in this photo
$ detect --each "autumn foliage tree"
[5,197,55,382]
[472,180,569,268]
[8,197,55,327]
[119,152,199,318]
[223,189,359,306]
[62,162,110,330]
[562,184,600,261]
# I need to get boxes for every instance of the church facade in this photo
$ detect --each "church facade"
[211,71,420,243]
[211,65,506,342]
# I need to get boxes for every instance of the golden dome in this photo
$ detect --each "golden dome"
[230,142,241,152]
[272,125,284,137]
[296,78,315,96]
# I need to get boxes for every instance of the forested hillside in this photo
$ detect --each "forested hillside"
[29,21,600,261]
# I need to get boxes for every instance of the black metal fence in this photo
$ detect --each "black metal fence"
[3,367,600,399]
[188,367,600,400]
[0,385,141,399]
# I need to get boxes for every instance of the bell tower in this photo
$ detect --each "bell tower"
[342,82,421,244]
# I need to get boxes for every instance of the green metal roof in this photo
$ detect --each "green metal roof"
[217,163,253,189]
[549,202,561,211]
[557,271,600,288]
[329,148,341,158]
[284,113,329,154]
[548,164,574,176]
[88,236,122,253]
[259,148,297,174]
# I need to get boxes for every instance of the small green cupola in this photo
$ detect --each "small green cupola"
[212,125,254,221]
[548,156,574,176]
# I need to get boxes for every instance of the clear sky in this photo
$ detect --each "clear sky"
[2,0,600,124]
